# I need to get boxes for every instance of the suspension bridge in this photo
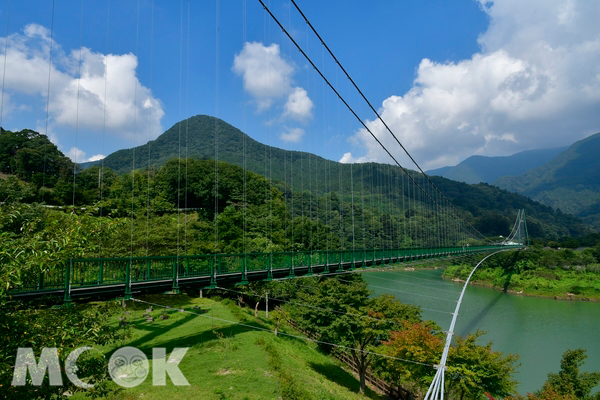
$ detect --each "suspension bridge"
[8,243,524,302]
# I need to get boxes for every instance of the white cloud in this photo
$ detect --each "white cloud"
[66,147,104,163]
[233,42,294,111]
[233,42,314,132]
[0,23,164,141]
[347,0,600,169]
[280,127,305,143]
[87,154,105,162]
[339,152,369,164]
[284,87,313,120]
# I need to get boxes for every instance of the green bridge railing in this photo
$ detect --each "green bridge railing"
[9,245,524,301]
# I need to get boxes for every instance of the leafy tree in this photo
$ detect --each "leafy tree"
[446,331,520,399]
[374,321,444,396]
[592,244,600,263]
[285,274,371,343]
[270,308,288,336]
[328,295,422,394]
[507,349,599,400]
[0,204,125,293]
[73,166,119,205]
[0,176,37,204]
[544,349,600,399]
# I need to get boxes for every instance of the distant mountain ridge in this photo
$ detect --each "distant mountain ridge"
[495,132,600,229]
[427,147,567,184]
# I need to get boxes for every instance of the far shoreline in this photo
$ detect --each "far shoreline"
[442,275,600,302]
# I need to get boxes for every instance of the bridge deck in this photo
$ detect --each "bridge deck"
[8,245,523,301]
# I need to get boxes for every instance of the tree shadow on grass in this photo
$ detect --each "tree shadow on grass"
[308,361,383,399]
[126,311,304,352]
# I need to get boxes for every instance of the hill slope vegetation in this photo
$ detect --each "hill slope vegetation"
[87,115,589,238]
[496,132,600,229]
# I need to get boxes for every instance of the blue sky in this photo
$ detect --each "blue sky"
[1,0,600,170]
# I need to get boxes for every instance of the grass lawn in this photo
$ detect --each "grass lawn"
[78,293,382,400]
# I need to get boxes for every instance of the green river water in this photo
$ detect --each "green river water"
[362,268,600,396]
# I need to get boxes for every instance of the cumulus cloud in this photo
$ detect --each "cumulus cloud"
[0,23,164,141]
[284,87,313,120]
[343,0,600,169]
[233,42,313,133]
[279,127,305,143]
[233,42,294,111]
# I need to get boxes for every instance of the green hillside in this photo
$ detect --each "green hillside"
[427,147,567,184]
[83,115,589,239]
[84,115,327,186]
[496,132,600,229]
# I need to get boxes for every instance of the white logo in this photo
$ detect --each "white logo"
[12,346,190,388]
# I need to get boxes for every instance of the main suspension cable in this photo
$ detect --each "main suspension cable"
[276,0,488,242]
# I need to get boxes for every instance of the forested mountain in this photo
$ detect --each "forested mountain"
[427,147,567,184]
[79,115,589,238]
[496,132,600,229]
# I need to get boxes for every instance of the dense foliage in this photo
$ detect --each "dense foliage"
[0,300,123,399]
[443,247,600,299]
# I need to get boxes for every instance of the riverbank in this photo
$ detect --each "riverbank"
[443,263,600,301]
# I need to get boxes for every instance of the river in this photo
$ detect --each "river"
[362,268,600,396]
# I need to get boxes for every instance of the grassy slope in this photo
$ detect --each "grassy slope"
[82,294,381,400]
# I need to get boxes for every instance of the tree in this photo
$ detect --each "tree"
[446,331,520,400]
[544,349,600,399]
[284,274,371,343]
[592,244,600,264]
[0,204,126,293]
[236,281,270,318]
[374,321,444,397]
[270,308,288,336]
[0,128,73,188]
[329,294,422,394]
[0,176,37,204]
[506,349,600,400]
